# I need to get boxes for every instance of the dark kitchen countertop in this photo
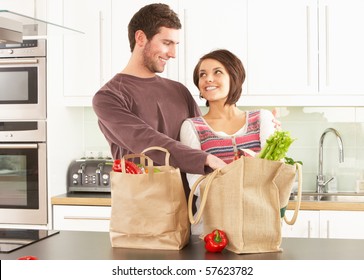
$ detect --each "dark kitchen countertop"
[1,231,364,260]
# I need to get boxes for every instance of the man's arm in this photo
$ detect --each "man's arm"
[93,92,210,175]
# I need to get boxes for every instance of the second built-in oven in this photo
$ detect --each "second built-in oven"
[0,39,46,120]
[0,121,47,225]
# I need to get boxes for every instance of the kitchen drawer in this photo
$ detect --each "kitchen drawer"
[53,205,111,232]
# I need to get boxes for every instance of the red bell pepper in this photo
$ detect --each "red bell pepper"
[204,229,228,253]
[112,159,142,174]
[17,255,38,260]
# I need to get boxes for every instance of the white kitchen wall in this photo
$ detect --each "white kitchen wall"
[83,106,364,193]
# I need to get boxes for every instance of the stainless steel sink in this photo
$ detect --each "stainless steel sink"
[289,192,364,203]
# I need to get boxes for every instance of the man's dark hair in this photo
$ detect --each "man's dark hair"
[128,3,181,52]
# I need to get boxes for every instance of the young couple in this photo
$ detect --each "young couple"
[92,3,277,222]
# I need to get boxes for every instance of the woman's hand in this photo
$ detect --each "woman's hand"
[272,108,282,130]
[205,154,227,170]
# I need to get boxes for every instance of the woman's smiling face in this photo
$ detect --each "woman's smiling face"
[198,58,230,104]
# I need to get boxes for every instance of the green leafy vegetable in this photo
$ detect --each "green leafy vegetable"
[258,130,296,161]
[284,157,303,166]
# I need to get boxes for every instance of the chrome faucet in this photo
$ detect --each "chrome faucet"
[317,128,344,193]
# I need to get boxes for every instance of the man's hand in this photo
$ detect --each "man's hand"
[205,154,227,170]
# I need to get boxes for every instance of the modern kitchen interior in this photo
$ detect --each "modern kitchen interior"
[2,0,364,263]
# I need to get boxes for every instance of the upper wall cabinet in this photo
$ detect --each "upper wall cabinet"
[178,0,248,105]
[244,0,364,106]
[1,0,47,36]
[1,0,42,17]
[62,0,112,104]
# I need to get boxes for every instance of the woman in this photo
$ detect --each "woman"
[180,49,276,234]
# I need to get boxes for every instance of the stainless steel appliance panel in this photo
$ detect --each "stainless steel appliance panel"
[0,39,46,120]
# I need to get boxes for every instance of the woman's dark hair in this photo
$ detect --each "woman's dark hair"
[128,3,181,52]
[193,49,246,106]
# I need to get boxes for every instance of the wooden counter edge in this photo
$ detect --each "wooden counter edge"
[50,194,364,210]
[288,200,364,211]
[51,196,111,206]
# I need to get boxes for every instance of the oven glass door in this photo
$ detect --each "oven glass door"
[0,59,41,104]
[0,58,46,120]
[0,66,38,103]
[0,143,47,224]
[0,144,39,208]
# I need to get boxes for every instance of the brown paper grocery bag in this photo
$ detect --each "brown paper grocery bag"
[189,156,302,254]
[110,147,190,250]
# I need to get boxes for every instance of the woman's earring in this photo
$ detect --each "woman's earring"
[199,93,204,99]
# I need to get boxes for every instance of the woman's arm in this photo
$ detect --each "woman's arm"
[180,120,205,195]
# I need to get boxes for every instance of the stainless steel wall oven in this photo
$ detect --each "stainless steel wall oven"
[0,121,47,225]
[0,39,47,226]
[0,39,46,120]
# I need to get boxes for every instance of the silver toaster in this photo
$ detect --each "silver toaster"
[67,158,113,193]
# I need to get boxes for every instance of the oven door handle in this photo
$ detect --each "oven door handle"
[0,144,38,149]
[0,58,39,65]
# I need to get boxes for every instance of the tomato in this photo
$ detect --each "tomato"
[17,255,38,260]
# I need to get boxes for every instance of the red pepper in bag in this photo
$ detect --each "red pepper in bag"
[112,159,143,174]
[204,229,228,253]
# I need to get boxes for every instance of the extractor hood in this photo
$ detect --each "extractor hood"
[0,16,22,43]
[0,10,83,43]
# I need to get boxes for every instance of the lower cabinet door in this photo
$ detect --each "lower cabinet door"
[320,211,364,239]
[281,210,320,238]
[53,205,111,232]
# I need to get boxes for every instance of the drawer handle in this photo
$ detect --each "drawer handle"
[64,216,110,221]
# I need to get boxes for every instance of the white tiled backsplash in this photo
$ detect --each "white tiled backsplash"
[83,106,364,193]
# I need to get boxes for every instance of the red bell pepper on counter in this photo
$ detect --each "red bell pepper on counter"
[17,255,38,260]
[112,159,143,174]
[204,229,228,253]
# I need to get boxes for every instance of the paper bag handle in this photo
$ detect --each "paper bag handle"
[188,169,220,225]
[283,162,302,225]
[142,146,170,166]
[189,162,303,226]
[121,153,153,172]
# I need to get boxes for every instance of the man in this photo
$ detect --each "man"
[92,3,226,200]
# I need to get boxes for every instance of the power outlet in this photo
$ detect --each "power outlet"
[85,150,99,158]
[102,150,112,159]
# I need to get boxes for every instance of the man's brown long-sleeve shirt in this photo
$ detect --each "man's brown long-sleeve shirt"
[92,73,208,176]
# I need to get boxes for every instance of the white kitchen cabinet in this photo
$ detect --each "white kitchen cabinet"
[282,210,320,238]
[62,0,112,104]
[178,0,248,105]
[53,205,111,232]
[1,0,47,35]
[245,0,364,106]
[282,210,364,239]
[1,0,39,17]
[320,211,364,239]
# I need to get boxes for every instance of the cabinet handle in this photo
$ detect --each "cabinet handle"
[324,5,329,87]
[183,9,189,86]
[99,10,104,86]
[308,220,311,238]
[64,216,110,221]
[306,6,311,86]
[326,220,330,238]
